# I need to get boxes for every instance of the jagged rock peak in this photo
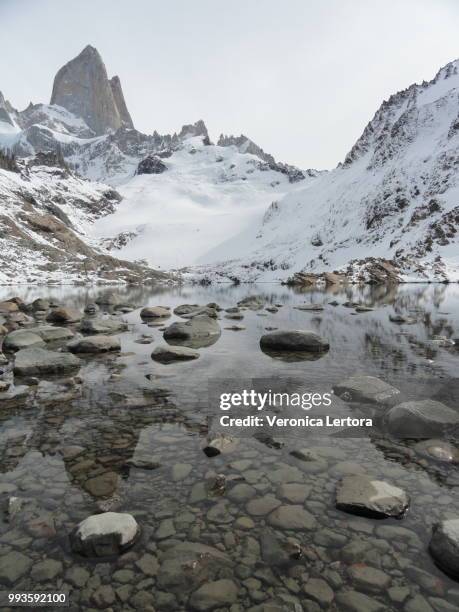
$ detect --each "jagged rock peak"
[343,57,459,167]
[109,76,133,129]
[179,119,209,141]
[217,133,275,165]
[50,45,134,135]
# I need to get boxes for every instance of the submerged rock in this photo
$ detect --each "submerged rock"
[414,439,459,463]
[260,329,329,352]
[189,579,238,610]
[70,512,140,557]
[333,375,400,405]
[430,518,459,577]
[67,335,121,353]
[386,400,459,437]
[140,306,170,319]
[267,504,317,530]
[202,435,238,457]
[336,475,409,518]
[14,347,81,376]
[151,344,200,364]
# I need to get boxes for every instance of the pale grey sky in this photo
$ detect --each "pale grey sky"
[0,0,458,169]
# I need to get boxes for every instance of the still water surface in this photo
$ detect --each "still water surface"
[0,282,458,610]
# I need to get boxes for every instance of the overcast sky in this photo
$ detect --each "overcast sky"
[0,0,458,169]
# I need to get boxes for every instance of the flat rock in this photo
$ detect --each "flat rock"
[70,512,140,557]
[336,475,409,518]
[14,347,81,376]
[189,579,238,610]
[79,317,128,334]
[0,550,33,585]
[333,375,400,405]
[348,564,391,591]
[151,344,199,364]
[430,518,459,577]
[3,329,45,351]
[67,335,120,353]
[260,329,329,352]
[386,400,459,437]
[267,504,317,530]
[140,306,170,319]
[27,325,74,342]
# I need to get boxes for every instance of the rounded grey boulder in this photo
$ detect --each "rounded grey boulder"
[140,306,170,319]
[3,330,45,352]
[260,330,329,353]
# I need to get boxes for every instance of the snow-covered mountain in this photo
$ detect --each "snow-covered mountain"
[193,60,459,283]
[0,45,458,284]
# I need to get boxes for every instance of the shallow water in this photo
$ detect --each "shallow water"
[0,282,458,610]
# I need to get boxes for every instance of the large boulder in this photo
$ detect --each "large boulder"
[151,345,199,364]
[70,512,140,557]
[3,329,45,351]
[164,315,221,348]
[333,375,400,406]
[260,330,329,353]
[140,306,170,319]
[46,307,81,324]
[67,335,121,353]
[14,347,81,376]
[336,475,409,518]
[430,518,459,577]
[386,400,459,438]
[79,318,128,334]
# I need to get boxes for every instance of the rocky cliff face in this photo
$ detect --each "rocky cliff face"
[50,45,132,135]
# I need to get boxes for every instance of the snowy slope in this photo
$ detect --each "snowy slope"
[0,155,168,285]
[91,137,312,270]
[191,60,459,283]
